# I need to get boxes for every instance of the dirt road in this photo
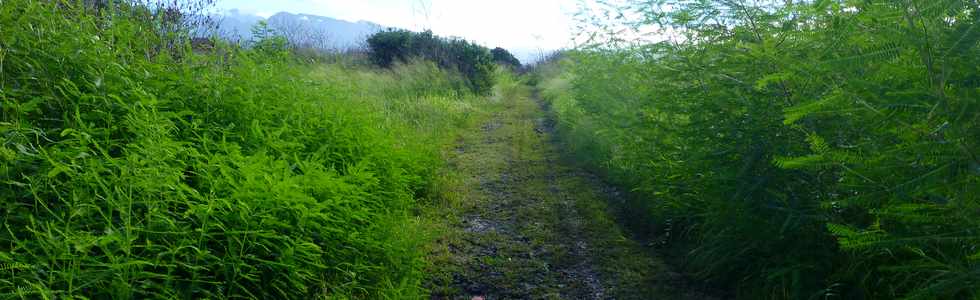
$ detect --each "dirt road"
[423,81,710,300]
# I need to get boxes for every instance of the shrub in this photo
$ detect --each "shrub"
[0,1,475,298]
[366,29,497,95]
[539,0,980,298]
[250,21,289,58]
[365,29,413,68]
[491,47,521,69]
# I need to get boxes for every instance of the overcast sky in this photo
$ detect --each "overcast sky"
[214,0,581,55]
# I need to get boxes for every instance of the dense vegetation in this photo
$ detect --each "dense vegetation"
[5,0,977,298]
[0,1,483,298]
[537,0,979,298]
[366,29,497,95]
[491,47,522,69]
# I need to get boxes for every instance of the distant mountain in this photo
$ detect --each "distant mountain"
[212,10,264,40]
[214,10,385,50]
[508,48,552,65]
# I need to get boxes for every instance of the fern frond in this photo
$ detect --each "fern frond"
[784,90,846,125]
[0,263,31,272]
[827,223,889,251]
[774,154,826,169]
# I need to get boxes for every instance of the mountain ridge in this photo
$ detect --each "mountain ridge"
[215,10,386,49]
[214,10,540,63]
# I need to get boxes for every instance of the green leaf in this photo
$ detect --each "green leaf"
[774,154,826,169]
[46,166,69,178]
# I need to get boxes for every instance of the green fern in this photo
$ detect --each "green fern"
[545,0,980,298]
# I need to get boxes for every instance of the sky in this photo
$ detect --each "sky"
[213,0,582,57]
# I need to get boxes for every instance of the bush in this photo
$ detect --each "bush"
[539,0,980,298]
[0,1,476,298]
[250,21,290,59]
[367,29,497,95]
[491,47,521,69]
[365,29,413,68]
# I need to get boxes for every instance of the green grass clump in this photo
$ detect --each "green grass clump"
[0,1,478,298]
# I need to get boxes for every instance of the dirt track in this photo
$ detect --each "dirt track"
[423,83,714,300]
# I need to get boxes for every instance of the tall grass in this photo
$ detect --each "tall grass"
[0,1,478,298]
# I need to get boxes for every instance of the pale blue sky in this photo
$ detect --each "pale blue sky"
[214,0,581,54]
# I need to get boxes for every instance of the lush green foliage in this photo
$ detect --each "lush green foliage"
[0,1,478,298]
[490,47,521,69]
[249,20,290,58]
[367,29,497,95]
[540,0,979,298]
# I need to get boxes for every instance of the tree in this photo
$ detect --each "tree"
[366,29,413,68]
[491,47,521,68]
[250,21,288,58]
